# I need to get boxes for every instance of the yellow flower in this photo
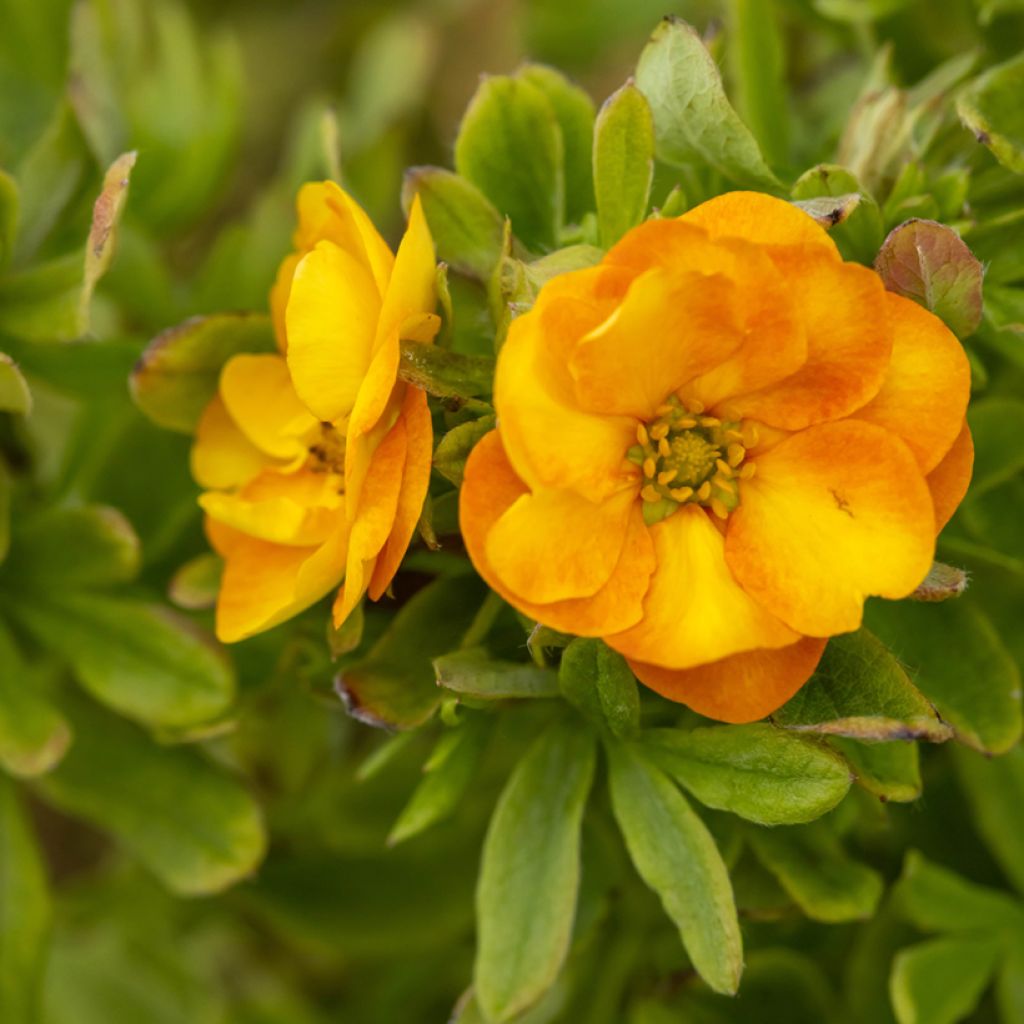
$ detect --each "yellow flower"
[460,192,972,723]
[192,182,439,642]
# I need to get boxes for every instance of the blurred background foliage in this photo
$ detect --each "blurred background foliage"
[2,0,1024,1021]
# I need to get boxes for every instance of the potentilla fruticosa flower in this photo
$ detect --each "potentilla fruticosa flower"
[460,192,972,723]
[191,182,439,641]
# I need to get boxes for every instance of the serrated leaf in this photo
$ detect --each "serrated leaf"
[953,744,1024,896]
[558,638,640,738]
[593,81,654,247]
[874,219,984,338]
[607,740,742,995]
[0,354,31,415]
[388,715,492,845]
[774,630,950,742]
[402,168,506,279]
[475,720,595,1021]
[957,50,1024,174]
[831,737,921,802]
[792,193,862,228]
[433,415,496,486]
[642,724,852,825]
[749,824,883,923]
[0,776,51,1024]
[894,850,1024,933]
[10,592,234,729]
[890,936,1001,1024]
[435,647,559,700]
[455,74,562,252]
[4,505,140,590]
[518,64,595,227]
[336,574,486,730]
[131,313,276,433]
[37,696,265,896]
[865,598,1022,754]
[0,623,71,778]
[791,164,884,263]
[635,17,778,189]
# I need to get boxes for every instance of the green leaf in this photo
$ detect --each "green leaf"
[911,562,969,602]
[0,353,31,415]
[0,623,71,778]
[518,64,595,227]
[336,574,487,730]
[967,397,1024,498]
[831,737,921,802]
[0,169,16,269]
[957,51,1024,174]
[10,592,234,729]
[435,647,560,700]
[167,553,221,611]
[388,715,492,845]
[774,630,951,742]
[953,744,1024,895]
[791,164,884,263]
[0,253,86,342]
[890,936,1001,1024]
[433,415,496,486]
[130,313,276,433]
[864,598,1022,754]
[642,724,852,826]
[0,776,51,1024]
[455,74,562,251]
[874,219,984,339]
[593,81,654,248]
[4,505,139,590]
[558,638,640,738]
[38,697,265,895]
[792,193,862,229]
[894,850,1024,933]
[475,720,596,1021]
[607,740,742,995]
[726,0,790,167]
[997,944,1024,1024]
[634,17,778,189]
[749,824,884,923]
[397,339,494,399]
[402,168,506,280]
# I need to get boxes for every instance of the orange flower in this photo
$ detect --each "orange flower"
[192,182,439,642]
[460,192,972,723]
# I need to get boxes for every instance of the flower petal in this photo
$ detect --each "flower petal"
[368,386,434,599]
[219,353,318,461]
[605,505,798,669]
[927,419,973,533]
[852,292,971,474]
[485,485,636,604]
[568,266,743,419]
[206,518,348,643]
[495,267,638,502]
[332,411,409,627]
[726,420,935,636]
[679,191,839,258]
[375,194,437,349]
[270,252,301,352]
[628,637,827,723]
[191,395,269,490]
[459,430,655,635]
[285,240,382,422]
[724,253,893,430]
[294,181,394,294]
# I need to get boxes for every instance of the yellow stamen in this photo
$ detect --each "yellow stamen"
[740,462,757,479]
[700,416,721,428]
[641,484,661,503]
[650,422,670,441]
[637,423,649,445]
[658,469,678,486]
[669,486,694,501]
[715,477,736,496]
[696,481,712,502]
[715,458,733,477]
[658,438,671,458]
[710,498,729,519]
[727,444,745,467]
[677,417,698,429]
[643,457,657,478]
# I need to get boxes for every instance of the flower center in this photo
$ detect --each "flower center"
[628,395,758,526]
[307,422,346,475]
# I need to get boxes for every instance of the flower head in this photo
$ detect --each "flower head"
[192,181,439,641]
[460,192,972,722]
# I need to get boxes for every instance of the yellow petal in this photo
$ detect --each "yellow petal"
[375,194,437,349]
[628,637,827,723]
[285,240,382,422]
[269,252,301,353]
[606,505,797,669]
[459,430,656,635]
[191,395,269,490]
[219,353,318,460]
[725,420,935,636]
[485,485,637,604]
[927,419,973,533]
[852,292,971,474]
